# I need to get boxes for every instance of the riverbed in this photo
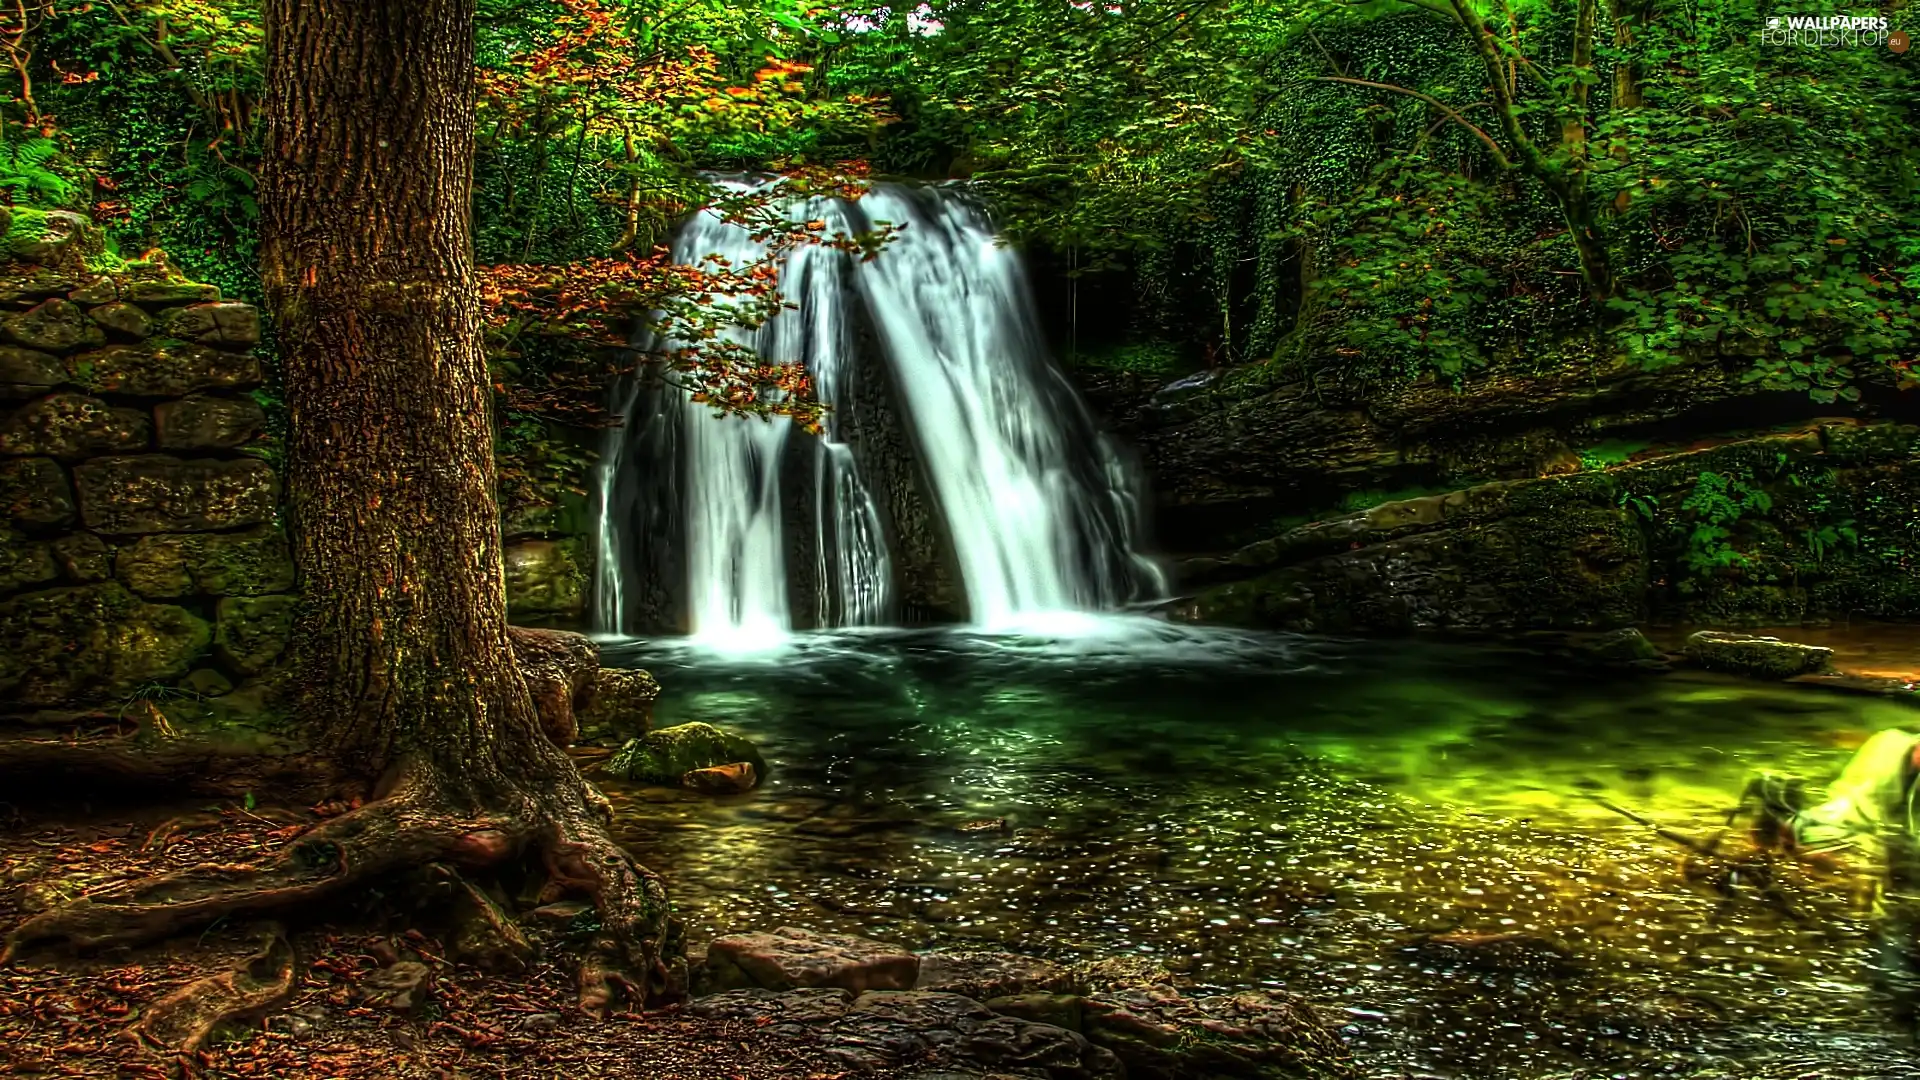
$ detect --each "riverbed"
[601,621,1920,1079]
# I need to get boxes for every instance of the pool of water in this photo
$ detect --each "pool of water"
[599,619,1920,1079]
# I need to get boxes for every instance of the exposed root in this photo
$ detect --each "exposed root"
[131,926,297,1052]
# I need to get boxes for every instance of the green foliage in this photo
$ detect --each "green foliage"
[1578,439,1649,471]
[1068,340,1190,377]
[1673,469,1772,588]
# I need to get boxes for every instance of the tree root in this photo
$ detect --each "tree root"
[0,731,332,802]
[131,926,297,1052]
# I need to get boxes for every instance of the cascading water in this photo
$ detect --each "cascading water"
[594,179,1164,645]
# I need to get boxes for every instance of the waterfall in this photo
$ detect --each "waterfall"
[593,179,1164,644]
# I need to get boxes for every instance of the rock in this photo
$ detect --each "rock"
[683,761,757,794]
[507,625,597,748]
[66,341,260,397]
[607,721,767,785]
[915,951,1079,1001]
[574,666,659,742]
[73,455,277,534]
[152,302,261,346]
[525,900,592,927]
[68,275,118,305]
[0,393,150,459]
[5,209,101,265]
[1684,630,1834,679]
[1409,930,1578,975]
[154,394,265,450]
[0,346,64,398]
[124,280,222,304]
[215,595,297,675]
[446,873,532,974]
[1079,984,1354,1080]
[0,529,57,593]
[114,526,294,597]
[521,1012,562,1033]
[87,301,152,339]
[0,265,82,305]
[503,539,588,624]
[182,667,234,697]
[358,961,431,1013]
[985,993,1085,1032]
[687,988,1123,1080]
[4,298,104,353]
[50,532,112,582]
[0,582,212,706]
[0,457,75,529]
[705,927,920,993]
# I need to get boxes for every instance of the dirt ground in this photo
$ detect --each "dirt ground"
[0,796,867,1080]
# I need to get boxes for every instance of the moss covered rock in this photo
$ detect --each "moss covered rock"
[575,666,660,743]
[3,209,102,266]
[0,346,64,399]
[114,526,295,598]
[50,531,111,582]
[0,457,74,530]
[4,298,104,353]
[0,582,211,707]
[1683,631,1833,679]
[0,392,150,460]
[0,528,57,593]
[87,301,152,340]
[503,538,587,624]
[215,594,297,675]
[65,340,259,397]
[151,302,261,346]
[607,721,767,785]
[154,395,265,450]
[74,455,277,535]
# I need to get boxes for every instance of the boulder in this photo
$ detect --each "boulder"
[4,298,104,353]
[87,301,153,339]
[124,280,222,305]
[687,988,1123,1080]
[0,582,211,707]
[74,455,277,534]
[66,341,260,397]
[67,275,118,304]
[1079,984,1355,1080]
[915,951,1079,1001]
[154,395,265,450]
[1683,630,1834,679]
[705,927,920,993]
[0,346,64,398]
[574,666,659,742]
[114,526,295,598]
[607,721,767,785]
[503,538,587,624]
[4,209,101,265]
[51,532,113,582]
[683,762,757,794]
[152,302,261,346]
[0,529,57,593]
[215,594,297,675]
[0,457,74,529]
[0,265,82,304]
[0,393,151,460]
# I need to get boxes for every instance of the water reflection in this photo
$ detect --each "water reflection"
[601,624,1920,1078]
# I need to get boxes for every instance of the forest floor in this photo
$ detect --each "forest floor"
[0,796,866,1080]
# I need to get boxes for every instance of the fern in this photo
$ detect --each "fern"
[0,127,77,205]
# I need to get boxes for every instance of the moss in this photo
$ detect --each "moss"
[606,721,767,785]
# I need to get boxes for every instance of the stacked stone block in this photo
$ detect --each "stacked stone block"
[0,208,292,717]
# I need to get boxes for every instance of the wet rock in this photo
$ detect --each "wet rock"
[0,393,150,459]
[66,340,259,397]
[985,993,1085,1032]
[0,582,212,706]
[50,532,111,582]
[5,298,104,353]
[114,526,294,597]
[151,302,260,346]
[215,594,297,675]
[358,961,432,1012]
[87,301,152,339]
[1069,956,1176,993]
[607,721,767,785]
[1409,930,1578,975]
[0,346,64,398]
[683,761,758,794]
[574,666,659,742]
[0,456,74,529]
[687,988,1123,1079]
[154,395,265,450]
[1683,630,1834,679]
[0,529,57,592]
[73,455,277,534]
[503,539,588,624]
[916,951,1079,1001]
[706,927,920,993]
[1079,984,1355,1080]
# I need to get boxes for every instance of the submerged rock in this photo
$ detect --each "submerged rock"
[1683,630,1833,679]
[607,721,766,785]
[915,950,1078,1001]
[687,987,1123,1079]
[705,927,919,993]
[683,761,757,794]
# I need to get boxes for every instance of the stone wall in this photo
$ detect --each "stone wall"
[0,208,290,721]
